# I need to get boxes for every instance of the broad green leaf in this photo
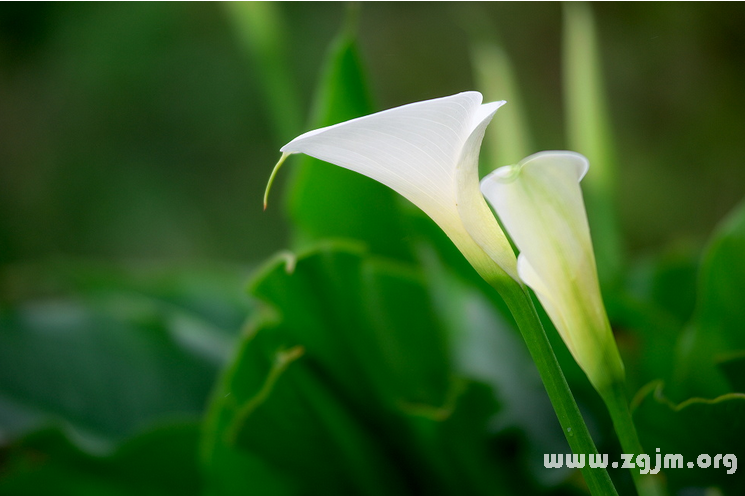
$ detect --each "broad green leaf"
[201,245,442,496]
[625,246,700,328]
[249,246,451,409]
[203,322,399,496]
[604,247,698,390]
[604,293,682,393]
[0,422,202,496]
[633,383,745,494]
[283,13,411,261]
[562,2,623,286]
[201,332,298,496]
[402,380,534,496]
[230,342,407,496]
[695,199,745,347]
[675,199,745,398]
[0,262,247,443]
[0,302,217,444]
[718,352,745,393]
[1,261,251,356]
[203,245,529,495]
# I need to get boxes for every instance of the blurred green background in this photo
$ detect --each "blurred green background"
[1,2,744,267]
[1,3,745,495]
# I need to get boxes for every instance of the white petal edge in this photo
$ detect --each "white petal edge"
[516,254,575,354]
[480,150,594,289]
[280,91,483,228]
[456,101,518,280]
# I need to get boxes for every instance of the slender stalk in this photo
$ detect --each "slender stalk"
[494,279,619,496]
[603,384,643,468]
[601,383,663,496]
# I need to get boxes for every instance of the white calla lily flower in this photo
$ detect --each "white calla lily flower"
[480,151,624,391]
[270,91,518,281]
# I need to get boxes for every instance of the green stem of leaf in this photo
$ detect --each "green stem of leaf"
[495,279,619,496]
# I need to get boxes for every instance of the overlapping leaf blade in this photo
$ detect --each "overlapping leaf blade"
[0,262,248,444]
[201,245,531,496]
[633,383,745,494]
[675,200,745,399]
[0,422,202,496]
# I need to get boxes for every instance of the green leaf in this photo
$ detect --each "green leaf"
[252,245,451,409]
[695,199,745,347]
[604,246,698,390]
[717,352,745,393]
[283,12,411,261]
[202,245,530,495]
[202,337,298,496]
[605,293,682,393]
[201,246,437,495]
[625,245,700,327]
[401,379,531,496]
[2,261,251,356]
[0,262,248,443]
[0,422,202,496]
[675,199,745,398]
[231,344,407,496]
[633,383,745,494]
[0,302,217,444]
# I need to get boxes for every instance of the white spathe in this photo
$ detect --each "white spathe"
[480,151,624,390]
[280,91,517,280]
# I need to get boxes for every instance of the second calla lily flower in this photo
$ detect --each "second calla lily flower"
[269,91,518,281]
[480,151,625,391]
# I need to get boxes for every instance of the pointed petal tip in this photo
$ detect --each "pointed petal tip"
[483,100,506,117]
[469,99,506,135]
[264,152,291,210]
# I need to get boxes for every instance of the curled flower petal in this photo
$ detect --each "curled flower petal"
[277,91,517,281]
[481,151,624,390]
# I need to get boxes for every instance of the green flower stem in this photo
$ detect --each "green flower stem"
[601,382,662,496]
[602,383,643,476]
[494,279,619,496]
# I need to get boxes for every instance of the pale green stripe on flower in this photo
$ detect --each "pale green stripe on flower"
[480,151,624,391]
[274,91,518,281]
